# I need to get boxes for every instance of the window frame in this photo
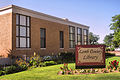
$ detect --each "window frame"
[77,27,82,45]
[40,28,46,48]
[16,13,31,48]
[60,31,64,48]
[83,29,88,45]
[69,26,75,48]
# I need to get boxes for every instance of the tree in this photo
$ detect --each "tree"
[89,32,99,45]
[103,33,113,47]
[110,14,120,48]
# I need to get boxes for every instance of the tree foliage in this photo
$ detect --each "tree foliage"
[103,33,113,47]
[89,32,99,45]
[110,14,120,47]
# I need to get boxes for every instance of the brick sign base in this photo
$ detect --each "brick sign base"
[76,45,105,69]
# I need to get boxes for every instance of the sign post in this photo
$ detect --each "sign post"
[76,45,105,69]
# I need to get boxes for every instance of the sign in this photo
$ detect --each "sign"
[76,45,105,69]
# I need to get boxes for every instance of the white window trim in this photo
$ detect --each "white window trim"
[16,48,31,50]
[41,48,46,50]
[60,48,64,49]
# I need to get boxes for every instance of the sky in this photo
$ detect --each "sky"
[0,0,120,43]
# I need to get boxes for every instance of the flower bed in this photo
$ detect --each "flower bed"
[58,60,120,75]
[58,68,120,75]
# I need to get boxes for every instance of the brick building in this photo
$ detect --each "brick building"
[0,5,89,58]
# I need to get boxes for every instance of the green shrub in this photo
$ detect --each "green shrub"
[59,52,75,63]
[39,62,46,67]
[44,61,57,66]
[110,48,115,51]
[3,65,17,74]
[56,60,62,64]
[106,48,110,51]
[41,52,75,64]
[106,47,115,51]
[2,65,28,75]
[0,70,4,76]
[19,65,28,71]
[0,65,3,70]
[29,53,42,67]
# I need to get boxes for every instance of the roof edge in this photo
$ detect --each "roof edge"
[0,5,89,28]
[0,5,13,11]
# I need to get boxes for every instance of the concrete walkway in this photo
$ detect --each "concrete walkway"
[107,51,120,56]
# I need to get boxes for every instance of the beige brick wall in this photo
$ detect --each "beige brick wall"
[0,13,12,57]
[12,13,75,57]
[0,12,89,57]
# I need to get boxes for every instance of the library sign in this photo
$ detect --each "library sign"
[76,45,105,68]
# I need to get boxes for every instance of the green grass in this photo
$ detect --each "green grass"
[0,56,120,80]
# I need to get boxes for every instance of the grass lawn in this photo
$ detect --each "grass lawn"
[0,56,120,80]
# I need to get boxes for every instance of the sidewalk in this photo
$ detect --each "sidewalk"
[107,51,120,56]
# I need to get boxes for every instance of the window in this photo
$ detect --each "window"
[77,27,82,45]
[16,14,31,48]
[40,28,46,48]
[83,29,88,45]
[69,26,75,48]
[60,31,64,48]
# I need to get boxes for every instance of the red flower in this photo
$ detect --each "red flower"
[64,63,68,66]
[117,62,119,65]
[111,62,114,65]
[113,60,117,63]
[113,60,115,63]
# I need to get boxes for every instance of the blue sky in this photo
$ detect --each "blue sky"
[0,0,120,43]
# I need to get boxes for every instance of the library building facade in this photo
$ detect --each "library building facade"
[0,5,89,58]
